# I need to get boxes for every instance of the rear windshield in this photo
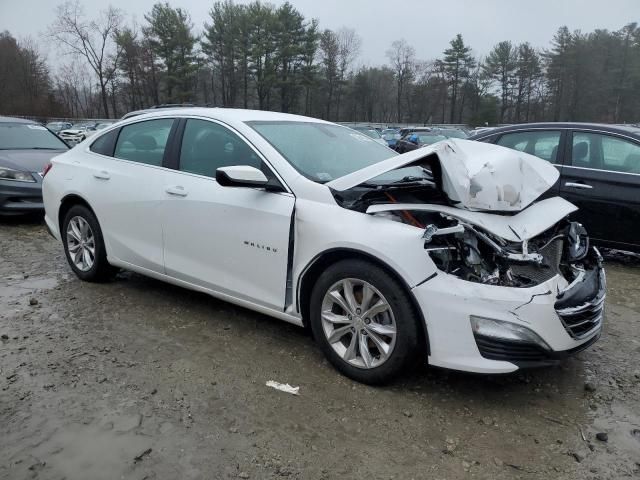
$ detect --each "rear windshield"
[0,123,68,150]
[248,121,395,183]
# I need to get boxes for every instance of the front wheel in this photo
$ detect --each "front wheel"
[62,205,116,282]
[310,259,422,384]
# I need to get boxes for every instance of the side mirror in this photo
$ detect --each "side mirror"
[216,165,270,188]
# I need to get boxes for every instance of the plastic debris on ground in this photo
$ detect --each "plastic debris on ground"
[266,380,300,395]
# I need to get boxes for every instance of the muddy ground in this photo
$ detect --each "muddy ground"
[0,217,639,480]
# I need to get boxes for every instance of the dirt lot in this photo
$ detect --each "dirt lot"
[1,217,639,480]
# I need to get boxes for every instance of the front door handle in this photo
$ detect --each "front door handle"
[93,170,110,180]
[165,185,188,197]
[564,182,593,190]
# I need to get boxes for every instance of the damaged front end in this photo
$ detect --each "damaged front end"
[328,139,605,371]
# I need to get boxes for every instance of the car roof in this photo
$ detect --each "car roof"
[122,107,333,125]
[469,122,640,140]
[0,116,37,124]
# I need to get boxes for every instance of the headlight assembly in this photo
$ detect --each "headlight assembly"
[470,316,551,350]
[0,166,35,182]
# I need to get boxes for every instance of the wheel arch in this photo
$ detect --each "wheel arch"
[58,193,97,234]
[296,248,429,354]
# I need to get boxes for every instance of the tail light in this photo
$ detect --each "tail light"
[42,162,53,177]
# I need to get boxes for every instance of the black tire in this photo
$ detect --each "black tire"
[62,204,116,282]
[309,259,423,385]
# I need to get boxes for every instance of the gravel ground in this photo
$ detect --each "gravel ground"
[1,217,639,480]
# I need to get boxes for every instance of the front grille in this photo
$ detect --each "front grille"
[556,296,605,339]
[511,238,563,284]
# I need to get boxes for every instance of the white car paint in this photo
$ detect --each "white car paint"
[43,108,604,375]
[366,197,578,243]
[328,138,559,212]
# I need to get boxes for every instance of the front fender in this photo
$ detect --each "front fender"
[292,199,437,297]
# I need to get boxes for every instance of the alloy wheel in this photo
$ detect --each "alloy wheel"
[66,216,96,271]
[321,278,397,369]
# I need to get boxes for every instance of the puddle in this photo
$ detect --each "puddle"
[27,419,152,480]
[0,276,58,298]
[592,402,640,458]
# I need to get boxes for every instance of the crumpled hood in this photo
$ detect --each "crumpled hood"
[367,197,577,242]
[0,149,67,173]
[327,139,560,212]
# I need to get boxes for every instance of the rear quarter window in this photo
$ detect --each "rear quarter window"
[90,128,119,156]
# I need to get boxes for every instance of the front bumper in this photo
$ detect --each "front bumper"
[0,175,44,214]
[58,134,84,145]
[413,248,605,373]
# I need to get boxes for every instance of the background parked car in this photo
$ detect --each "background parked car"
[95,122,115,131]
[381,128,401,148]
[58,123,98,145]
[393,128,468,153]
[0,116,69,215]
[469,123,640,252]
[397,126,432,138]
[45,121,72,133]
[349,126,389,146]
[394,132,447,153]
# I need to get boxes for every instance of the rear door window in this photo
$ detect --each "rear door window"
[497,130,561,162]
[114,119,175,167]
[571,132,640,174]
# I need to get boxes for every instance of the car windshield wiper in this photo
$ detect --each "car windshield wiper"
[387,175,434,185]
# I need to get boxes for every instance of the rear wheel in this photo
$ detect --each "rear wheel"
[62,205,116,282]
[310,259,422,384]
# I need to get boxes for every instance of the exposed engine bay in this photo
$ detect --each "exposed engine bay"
[329,139,601,288]
[371,203,595,288]
[331,170,595,289]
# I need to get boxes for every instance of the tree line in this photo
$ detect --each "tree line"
[0,0,638,125]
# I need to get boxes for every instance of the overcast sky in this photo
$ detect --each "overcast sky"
[1,0,638,69]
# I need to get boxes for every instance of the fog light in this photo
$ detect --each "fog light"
[470,316,551,350]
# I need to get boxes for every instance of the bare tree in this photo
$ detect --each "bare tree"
[335,27,361,119]
[49,1,122,118]
[386,39,416,122]
[55,60,97,117]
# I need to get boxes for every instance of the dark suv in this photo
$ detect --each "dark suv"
[469,123,640,252]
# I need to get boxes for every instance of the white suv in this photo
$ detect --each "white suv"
[42,108,605,384]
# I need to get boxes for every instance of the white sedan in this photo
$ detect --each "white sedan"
[42,108,605,384]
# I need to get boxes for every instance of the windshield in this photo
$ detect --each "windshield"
[248,121,396,182]
[352,127,382,139]
[0,123,68,150]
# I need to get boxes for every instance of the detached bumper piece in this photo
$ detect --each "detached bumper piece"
[555,248,606,340]
[474,333,600,368]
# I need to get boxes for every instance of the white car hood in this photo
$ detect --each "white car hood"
[366,197,577,242]
[328,139,560,212]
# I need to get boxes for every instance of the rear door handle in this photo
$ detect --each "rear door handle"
[165,185,188,197]
[93,170,110,180]
[564,182,592,190]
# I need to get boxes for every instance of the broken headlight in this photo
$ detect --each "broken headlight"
[565,222,589,261]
